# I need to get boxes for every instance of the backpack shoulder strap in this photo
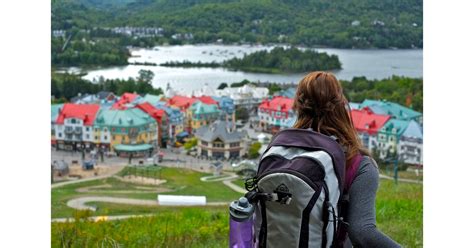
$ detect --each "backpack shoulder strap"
[343,153,363,194]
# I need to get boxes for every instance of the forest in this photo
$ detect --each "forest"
[52,0,423,49]
[223,47,341,73]
[51,70,163,102]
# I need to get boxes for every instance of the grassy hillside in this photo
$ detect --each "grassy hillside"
[51,171,422,247]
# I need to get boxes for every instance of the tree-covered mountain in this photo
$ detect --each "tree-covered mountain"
[52,0,423,49]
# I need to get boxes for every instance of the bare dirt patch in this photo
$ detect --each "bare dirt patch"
[54,165,124,182]
[114,175,167,186]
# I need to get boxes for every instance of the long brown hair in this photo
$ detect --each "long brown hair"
[292,71,369,164]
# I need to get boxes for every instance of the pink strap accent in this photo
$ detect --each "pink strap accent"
[344,153,362,193]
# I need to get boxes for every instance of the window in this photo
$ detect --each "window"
[95,136,98,140]
[86,127,90,131]
[104,136,108,140]
[213,142,224,148]
[230,142,240,147]
[71,119,76,124]
[86,134,90,139]
[202,141,208,146]
[58,133,62,138]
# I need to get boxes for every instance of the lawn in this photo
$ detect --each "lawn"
[52,167,422,247]
[52,166,243,218]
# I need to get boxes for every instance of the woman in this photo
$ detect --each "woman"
[292,71,401,247]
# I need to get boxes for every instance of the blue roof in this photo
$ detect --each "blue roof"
[212,96,235,114]
[402,120,423,139]
[276,88,296,98]
[154,102,184,124]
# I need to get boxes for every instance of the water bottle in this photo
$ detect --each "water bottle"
[229,197,255,248]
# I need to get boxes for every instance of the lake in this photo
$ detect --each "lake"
[77,44,422,94]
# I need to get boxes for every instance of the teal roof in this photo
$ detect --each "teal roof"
[51,104,63,122]
[349,102,360,110]
[361,99,422,120]
[380,119,410,137]
[402,120,423,139]
[143,94,163,105]
[190,101,220,115]
[95,108,156,128]
[114,144,153,152]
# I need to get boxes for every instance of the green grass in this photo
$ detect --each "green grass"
[52,168,422,247]
[51,207,229,248]
[376,179,423,247]
[52,167,242,218]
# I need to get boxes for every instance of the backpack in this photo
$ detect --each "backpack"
[243,128,361,248]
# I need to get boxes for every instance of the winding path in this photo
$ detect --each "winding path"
[200,173,247,193]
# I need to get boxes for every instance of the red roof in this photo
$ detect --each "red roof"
[136,102,165,122]
[167,95,197,110]
[56,103,100,126]
[258,96,294,113]
[351,107,391,135]
[112,92,139,110]
[192,96,218,105]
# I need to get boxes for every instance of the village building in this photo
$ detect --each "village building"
[55,103,101,151]
[71,93,100,104]
[258,96,295,134]
[215,84,269,111]
[142,93,163,106]
[136,102,168,148]
[350,107,391,153]
[274,87,296,98]
[377,118,423,165]
[398,120,423,165]
[192,83,216,97]
[97,91,116,102]
[154,101,185,144]
[51,104,63,147]
[187,100,220,131]
[195,121,248,160]
[360,99,422,124]
[377,119,409,160]
[93,108,158,157]
[112,92,142,110]
[166,95,197,112]
[212,96,236,125]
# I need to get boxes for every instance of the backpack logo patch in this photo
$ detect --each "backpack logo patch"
[273,183,292,204]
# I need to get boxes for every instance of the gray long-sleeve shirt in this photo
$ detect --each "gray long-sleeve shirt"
[344,156,401,248]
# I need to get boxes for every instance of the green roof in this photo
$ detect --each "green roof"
[95,108,156,128]
[190,101,219,115]
[51,104,63,122]
[114,144,153,152]
[143,94,163,105]
[361,99,421,120]
[380,119,410,137]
